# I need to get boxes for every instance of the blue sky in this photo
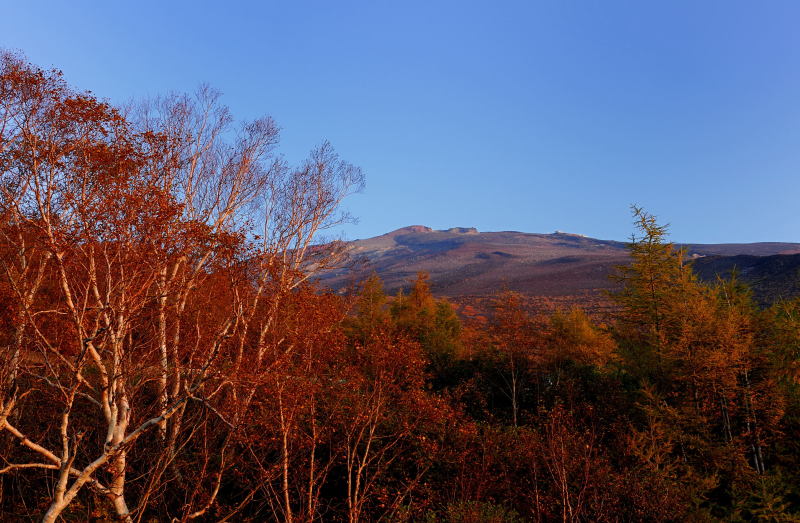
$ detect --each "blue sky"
[3,1,800,243]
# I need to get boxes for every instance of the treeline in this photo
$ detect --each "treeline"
[1,52,800,522]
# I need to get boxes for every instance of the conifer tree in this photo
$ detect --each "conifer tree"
[391,272,462,377]
[347,272,389,342]
[612,205,700,380]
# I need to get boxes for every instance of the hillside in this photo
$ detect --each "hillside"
[318,226,800,310]
[692,253,800,305]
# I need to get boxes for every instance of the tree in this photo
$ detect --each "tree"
[487,292,536,427]
[346,272,389,343]
[614,207,789,517]
[391,272,462,379]
[611,205,700,381]
[0,51,363,521]
[545,309,615,370]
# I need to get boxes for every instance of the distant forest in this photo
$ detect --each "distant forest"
[1,52,799,522]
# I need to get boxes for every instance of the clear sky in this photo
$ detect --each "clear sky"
[2,1,800,243]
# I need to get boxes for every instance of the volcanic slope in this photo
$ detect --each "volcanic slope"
[318,226,800,306]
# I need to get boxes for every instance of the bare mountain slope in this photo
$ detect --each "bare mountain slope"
[318,226,800,306]
[322,226,629,297]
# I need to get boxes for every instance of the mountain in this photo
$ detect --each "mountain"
[320,226,629,296]
[317,226,800,311]
[691,253,800,305]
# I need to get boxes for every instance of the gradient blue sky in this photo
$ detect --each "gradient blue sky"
[3,1,799,243]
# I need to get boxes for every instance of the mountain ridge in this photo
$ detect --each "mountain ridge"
[318,226,800,307]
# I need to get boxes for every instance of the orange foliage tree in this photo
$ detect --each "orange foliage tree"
[0,51,362,522]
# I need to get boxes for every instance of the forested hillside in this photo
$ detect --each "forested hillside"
[2,52,800,522]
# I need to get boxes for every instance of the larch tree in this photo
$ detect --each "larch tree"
[614,207,786,517]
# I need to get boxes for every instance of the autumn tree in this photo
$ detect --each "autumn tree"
[345,272,390,344]
[613,207,791,517]
[611,206,700,381]
[391,272,462,380]
[0,51,362,521]
[485,292,537,427]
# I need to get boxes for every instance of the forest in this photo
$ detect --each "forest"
[1,51,799,522]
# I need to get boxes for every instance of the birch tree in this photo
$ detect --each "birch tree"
[0,51,363,522]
